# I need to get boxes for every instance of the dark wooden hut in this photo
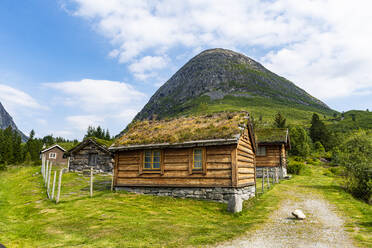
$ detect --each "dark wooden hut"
[255,128,290,178]
[109,112,257,203]
[65,138,114,173]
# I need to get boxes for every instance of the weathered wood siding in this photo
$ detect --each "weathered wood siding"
[236,130,255,186]
[256,145,281,168]
[115,145,234,187]
[281,144,287,168]
[69,143,113,172]
[42,147,67,165]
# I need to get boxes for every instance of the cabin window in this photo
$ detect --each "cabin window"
[257,146,266,156]
[144,150,161,170]
[49,152,57,159]
[193,149,203,170]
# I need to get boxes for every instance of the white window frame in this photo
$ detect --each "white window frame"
[49,152,57,159]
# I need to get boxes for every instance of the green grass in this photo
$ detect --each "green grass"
[0,164,370,247]
[170,95,335,127]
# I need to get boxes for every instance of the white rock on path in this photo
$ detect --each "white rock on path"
[292,209,306,219]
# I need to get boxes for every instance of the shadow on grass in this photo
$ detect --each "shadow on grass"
[299,184,346,192]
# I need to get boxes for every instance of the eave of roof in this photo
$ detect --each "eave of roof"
[41,144,66,153]
[109,138,239,151]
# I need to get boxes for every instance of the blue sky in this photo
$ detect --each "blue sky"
[0,0,371,140]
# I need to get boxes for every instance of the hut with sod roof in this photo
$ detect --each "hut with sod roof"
[255,128,290,178]
[109,112,257,205]
[65,138,114,173]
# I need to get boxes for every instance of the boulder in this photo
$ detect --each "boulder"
[292,209,306,219]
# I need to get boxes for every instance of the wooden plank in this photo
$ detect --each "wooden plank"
[161,150,165,175]
[237,152,254,159]
[238,167,255,174]
[206,163,231,170]
[238,178,255,185]
[237,157,254,163]
[163,149,189,156]
[237,146,254,156]
[188,148,193,175]
[118,170,231,178]
[238,175,255,180]
[163,165,189,171]
[138,150,143,175]
[117,178,232,187]
[114,153,119,187]
[207,155,231,163]
[202,147,207,175]
[231,148,237,187]
[164,157,189,163]
[237,163,255,169]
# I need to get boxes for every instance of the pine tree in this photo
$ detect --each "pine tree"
[309,113,330,150]
[274,112,286,128]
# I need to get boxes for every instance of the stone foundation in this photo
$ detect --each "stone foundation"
[116,185,255,203]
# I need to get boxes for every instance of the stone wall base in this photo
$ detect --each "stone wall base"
[115,185,255,204]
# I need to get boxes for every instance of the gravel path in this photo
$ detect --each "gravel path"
[216,194,355,248]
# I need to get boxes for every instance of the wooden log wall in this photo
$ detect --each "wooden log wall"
[115,145,234,187]
[255,145,281,168]
[236,130,255,187]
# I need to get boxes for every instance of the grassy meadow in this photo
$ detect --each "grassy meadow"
[0,162,371,247]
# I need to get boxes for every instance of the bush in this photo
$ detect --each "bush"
[288,161,306,175]
[0,161,7,171]
[339,132,372,202]
[289,127,311,157]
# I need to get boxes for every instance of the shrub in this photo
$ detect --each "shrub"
[339,132,372,202]
[288,161,306,175]
[0,161,7,171]
[289,127,311,157]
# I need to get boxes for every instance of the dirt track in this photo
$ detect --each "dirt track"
[216,193,355,248]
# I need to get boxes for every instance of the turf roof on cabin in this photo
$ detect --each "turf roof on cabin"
[255,128,288,144]
[112,112,250,147]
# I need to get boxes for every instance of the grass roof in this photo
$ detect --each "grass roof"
[112,112,250,147]
[255,128,288,144]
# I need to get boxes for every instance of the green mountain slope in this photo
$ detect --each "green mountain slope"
[326,110,372,132]
[133,48,335,125]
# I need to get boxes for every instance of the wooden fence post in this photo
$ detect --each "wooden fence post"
[261,169,265,193]
[90,167,93,197]
[56,168,64,204]
[45,161,49,185]
[47,163,52,198]
[51,171,57,200]
[267,168,270,189]
[111,168,114,192]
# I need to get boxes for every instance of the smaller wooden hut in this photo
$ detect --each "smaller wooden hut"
[109,112,257,204]
[40,144,68,165]
[65,138,114,173]
[255,128,290,178]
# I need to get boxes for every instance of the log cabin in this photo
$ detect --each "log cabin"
[255,128,290,178]
[65,138,114,173]
[109,112,257,204]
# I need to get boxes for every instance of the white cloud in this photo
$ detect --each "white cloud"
[44,79,146,112]
[44,79,147,136]
[64,0,372,99]
[0,84,43,110]
[66,115,104,130]
[129,56,167,80]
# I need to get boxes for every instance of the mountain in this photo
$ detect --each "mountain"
[0,102,28,141]
[133,48,335,125]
